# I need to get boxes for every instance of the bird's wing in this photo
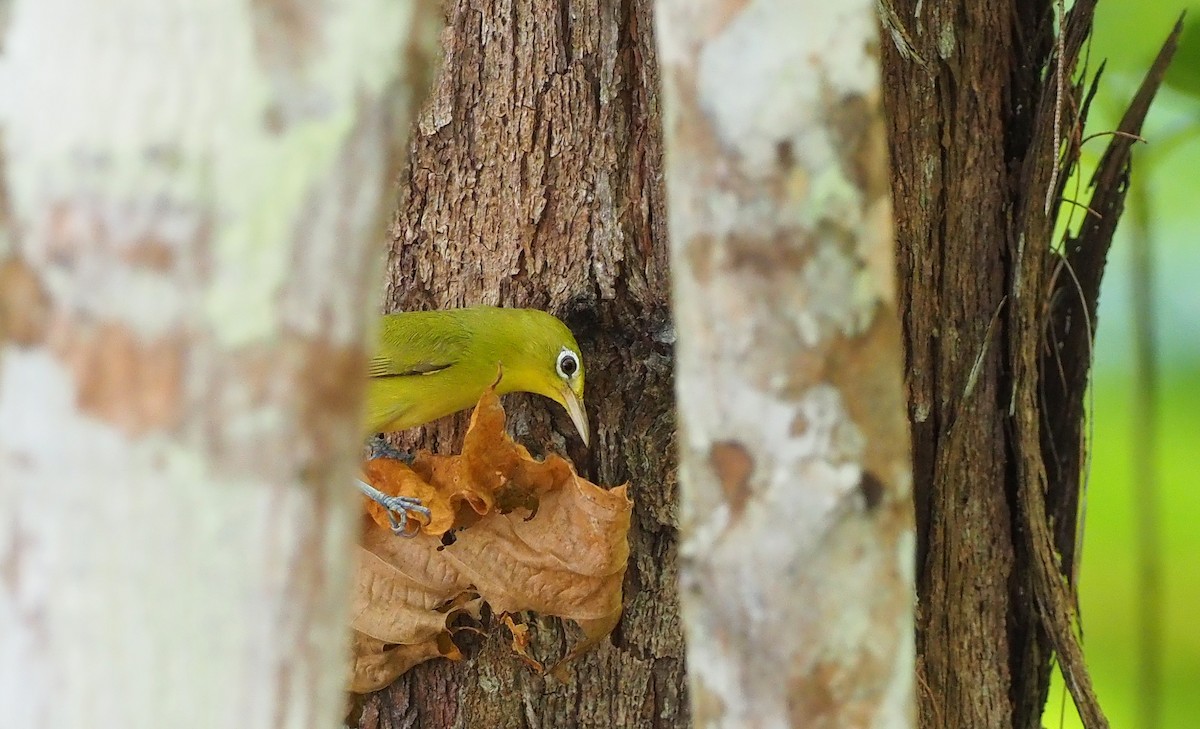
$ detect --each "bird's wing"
[367,314,471,379]
[366,356,453,378]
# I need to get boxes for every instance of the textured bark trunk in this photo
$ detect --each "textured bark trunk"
[879,2,1175,727]
[881,4,1042,726]
[657,1,914,726]
[0,1,436,726]
[880,1,1070,726]
[357,1,683,728]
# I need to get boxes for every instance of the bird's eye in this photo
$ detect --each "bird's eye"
[556,349,579,379]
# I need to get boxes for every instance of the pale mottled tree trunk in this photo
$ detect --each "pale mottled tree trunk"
[0,1,437,726]
[657,1,914,727]
[356,1,683,728]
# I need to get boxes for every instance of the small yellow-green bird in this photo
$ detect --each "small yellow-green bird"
[355,306,589,534]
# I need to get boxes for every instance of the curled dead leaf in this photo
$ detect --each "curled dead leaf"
[350,388,632,693]
[503,614,544,673]
[349,631,461,694]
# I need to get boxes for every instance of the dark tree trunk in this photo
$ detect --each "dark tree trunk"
[357,1,684,727]
[881,1,1177,727]
[881,3,1051,725]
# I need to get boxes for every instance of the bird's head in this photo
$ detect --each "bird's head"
[496,309,589,447]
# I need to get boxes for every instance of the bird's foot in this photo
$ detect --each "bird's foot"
[356,479,431,537]
[365,435,415,464]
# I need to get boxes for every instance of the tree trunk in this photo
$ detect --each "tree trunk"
[656,0,914,726]
[0,1,437,726]
[881,5,1047,725]
[880,2,1177,727]
[356,1,683,728]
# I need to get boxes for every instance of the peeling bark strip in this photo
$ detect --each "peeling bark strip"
[0,1,439,727]
[658,1,914,727]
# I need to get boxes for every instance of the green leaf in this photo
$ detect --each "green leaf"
[1092,2,1200,76]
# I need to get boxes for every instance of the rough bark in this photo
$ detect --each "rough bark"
[881,2,1178,727]
[0,1,438,726]
[881,4,1037,725]
[356,1,682,728]
[656,1,913,727]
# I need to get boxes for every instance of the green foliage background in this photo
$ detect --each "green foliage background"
[1046,4,1200,727]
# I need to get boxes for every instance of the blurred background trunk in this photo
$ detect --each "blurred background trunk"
[356,1,685,727]
[657,0,915,726]
[0,1,436,727]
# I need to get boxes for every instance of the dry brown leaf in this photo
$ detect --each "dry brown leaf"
[350,388,632,693]
[549,611,624,681]
[503,614,544,673]
[349,631,461,694]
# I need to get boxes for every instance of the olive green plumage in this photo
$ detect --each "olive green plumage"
[364,307,588,444]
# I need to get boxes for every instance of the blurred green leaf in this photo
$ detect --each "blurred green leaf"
[1092,2,1200,75]
[1165,14,1200,100]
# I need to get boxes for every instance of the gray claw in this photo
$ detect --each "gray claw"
[356,479,431,537]
[365,435,415,464]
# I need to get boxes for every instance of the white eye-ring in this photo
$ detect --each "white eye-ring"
[556,348,580,379]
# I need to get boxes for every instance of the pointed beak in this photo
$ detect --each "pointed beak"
[561,387,590,447]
